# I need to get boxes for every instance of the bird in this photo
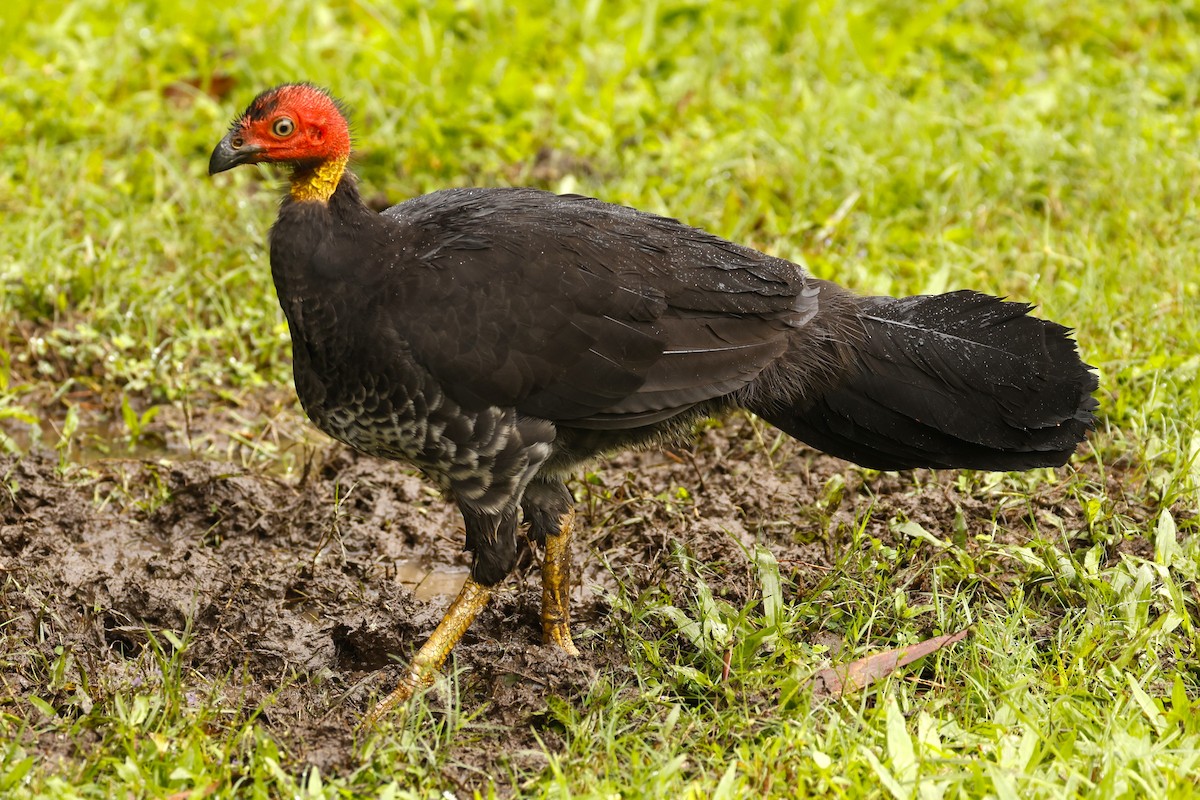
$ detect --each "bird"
[209,83,1098,725]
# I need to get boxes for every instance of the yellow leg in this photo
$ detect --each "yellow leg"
[361,577,492,727]
[541,508,581,656]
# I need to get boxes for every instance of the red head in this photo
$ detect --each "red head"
[209,83,351,175]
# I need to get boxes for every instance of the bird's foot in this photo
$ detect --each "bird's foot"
[543,619,581,657]
[539,508,580,657]
[359,577,493,729]
[359,669,434,729]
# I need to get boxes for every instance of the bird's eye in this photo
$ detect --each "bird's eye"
[231,135,245,149]
[272,117,296,137]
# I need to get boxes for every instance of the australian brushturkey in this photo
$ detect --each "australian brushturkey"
[209,83,1097,724]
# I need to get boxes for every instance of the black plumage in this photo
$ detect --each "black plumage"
[210,84,1097,721]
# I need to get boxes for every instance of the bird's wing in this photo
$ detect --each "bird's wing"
[376,188,817,428]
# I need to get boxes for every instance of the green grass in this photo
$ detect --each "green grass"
[2,0,1200,797]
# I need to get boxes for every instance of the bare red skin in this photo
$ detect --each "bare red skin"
[233,84,351,166]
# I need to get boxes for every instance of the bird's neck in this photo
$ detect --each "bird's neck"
[289,156,349,203]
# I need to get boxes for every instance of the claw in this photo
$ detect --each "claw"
[541,508,581,656]
[360,577,493,728]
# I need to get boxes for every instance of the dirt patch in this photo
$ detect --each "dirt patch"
[0,410,1171,788]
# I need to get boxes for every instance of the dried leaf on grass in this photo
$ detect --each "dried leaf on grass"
[806,627,972,698]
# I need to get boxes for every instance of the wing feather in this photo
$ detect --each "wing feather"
[376,187,817,427]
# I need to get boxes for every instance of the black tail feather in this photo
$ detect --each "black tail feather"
[758,291,1098,471]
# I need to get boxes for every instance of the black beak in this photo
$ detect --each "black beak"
[208,129,263,175]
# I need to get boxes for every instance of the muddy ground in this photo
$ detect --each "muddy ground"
[0,407,1158,789]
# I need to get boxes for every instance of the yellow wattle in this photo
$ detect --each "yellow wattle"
[289,156,348,203]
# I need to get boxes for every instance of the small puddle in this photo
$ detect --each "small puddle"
[2,418,169,462]
[394,559,469,602]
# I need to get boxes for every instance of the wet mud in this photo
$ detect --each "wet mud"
[0,411,1155,785]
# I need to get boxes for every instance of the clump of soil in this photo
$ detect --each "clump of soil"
[0,412,1146,785]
